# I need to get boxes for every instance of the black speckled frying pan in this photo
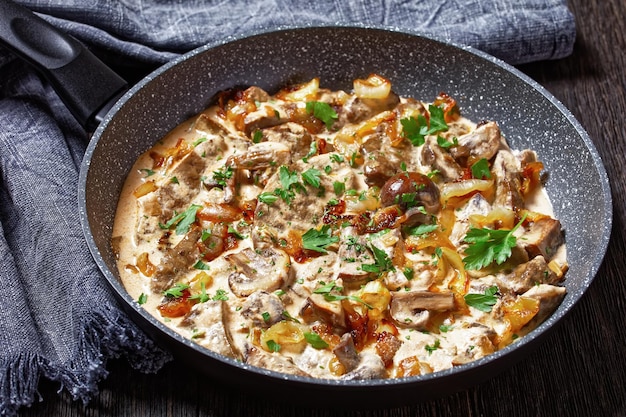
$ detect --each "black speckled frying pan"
[0,0,612,407]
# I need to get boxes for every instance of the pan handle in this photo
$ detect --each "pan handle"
[0,0,128,132]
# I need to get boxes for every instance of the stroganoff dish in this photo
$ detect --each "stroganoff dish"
[112,75,568,379]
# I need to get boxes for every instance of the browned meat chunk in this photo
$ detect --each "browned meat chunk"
[389,291,455,329]
[520,218,564,260]
[151,226,203,292]
[421,135,463,181]
[497,256,562,294]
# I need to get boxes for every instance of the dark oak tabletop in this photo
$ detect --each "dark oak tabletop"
[19,0,626,415]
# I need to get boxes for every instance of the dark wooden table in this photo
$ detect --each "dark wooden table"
[19,0,626,415]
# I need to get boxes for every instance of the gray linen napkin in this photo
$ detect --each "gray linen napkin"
[0,0,575,415]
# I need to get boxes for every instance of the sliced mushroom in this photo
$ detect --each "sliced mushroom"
[244,346,310,377]
[179,300,236,359]
[240,290,285,329]
[450,121,503,165]
[300,293,346,330]
[421,136,463,181]
[333,333,360,373]
[228,141,291,171]
[151,226,203,292]
[389,291,455,329]
[226,247,290,297]
[342,351,387,380]
[492,150,524,210]
[380,172,441,214]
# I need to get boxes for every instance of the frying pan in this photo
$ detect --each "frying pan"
[0,0,612,407]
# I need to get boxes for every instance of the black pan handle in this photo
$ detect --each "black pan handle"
[0,0,128,131]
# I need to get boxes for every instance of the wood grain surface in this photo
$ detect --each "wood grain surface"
[18,0,626,415]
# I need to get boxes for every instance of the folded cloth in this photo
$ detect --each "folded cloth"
[0,0,575,415]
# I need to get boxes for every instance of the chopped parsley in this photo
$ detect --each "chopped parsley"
[163,283,189,298]
[301,225,338,253]
[361,245,394,275]
[212,289,229,301]
[252,130,263,143]
[462,213,527,270]
[404,223,438,237]
[471,158,492,179]
[139,168,155,177]
[212,165,234,188]
[266,339,281,352]
[193,137,207,147]
[313,282,372,309]
[464,285,499,312]
[137,293,148,305]
[193,260,210,270]
[159,204,202,235]
[401,104,449,146]
[302,168,322,188]
[304,332,329,349]
[258,192,279,204]
[425,339,441,354]
[306,101,338,129]
[189,282,210,303]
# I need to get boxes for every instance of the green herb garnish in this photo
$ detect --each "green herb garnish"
[301,225,338,253]
[462,214,527,270]
[304,332,329,349]
[306,101,338,129]
[471,158,492,179]
[464,285,499,312]
[159,204,202,235]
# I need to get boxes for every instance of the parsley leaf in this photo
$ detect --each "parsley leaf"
[437,135,458,149]
[313,282,373,309]
[464,285,499,312]
[471,158,492,179]
[304,332,329,349]
[462,214,526,270]
[361,244,395,275]
[401,104,449,147]
[302,168,322,188]
[400,115,427,146]
[301,225,338,253]
[425,339,441,354]
[427,105,449,133]
[163,283,189,298]
[306,101,338,129]
[212,165,234,188]
[404,223,438,237]
[258,192,279,204]
[159,204,202,235]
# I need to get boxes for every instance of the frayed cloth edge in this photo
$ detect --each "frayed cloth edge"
[0,306,171,417]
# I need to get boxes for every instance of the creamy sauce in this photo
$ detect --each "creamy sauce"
[112,76,568,379]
